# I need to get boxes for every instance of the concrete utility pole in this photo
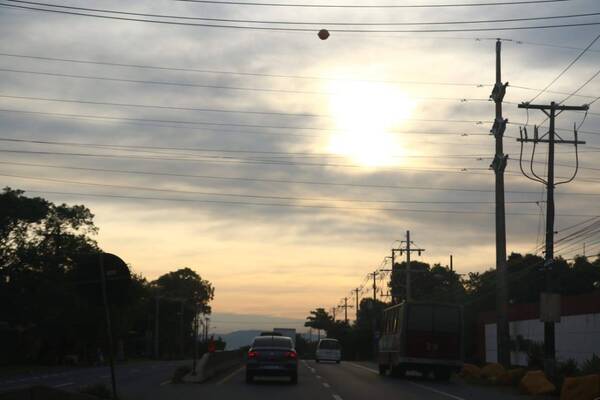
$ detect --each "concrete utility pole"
[331,307,337,321]
[354,288,360,322]
[400,231,425,302]
[517,101,587,375]
[450,255,454,271]
[490,39,510,368]
[99,254,118,399]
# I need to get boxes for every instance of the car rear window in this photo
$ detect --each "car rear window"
[252,336,292,348]
[318,340,340,350]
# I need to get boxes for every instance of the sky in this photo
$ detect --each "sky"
[1,0,599,333]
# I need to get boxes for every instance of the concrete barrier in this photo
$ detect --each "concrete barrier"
[184,350,245,383]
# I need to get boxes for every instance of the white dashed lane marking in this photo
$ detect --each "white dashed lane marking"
[322,382,330,388]
[332,395,343,400]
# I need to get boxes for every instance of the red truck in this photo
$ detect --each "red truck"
[378,302,463,380]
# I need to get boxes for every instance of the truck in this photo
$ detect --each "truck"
[273,328,297,347]
[378,302,463,380]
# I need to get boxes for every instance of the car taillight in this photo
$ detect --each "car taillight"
[285,351,297,359]
[248,351,258,359]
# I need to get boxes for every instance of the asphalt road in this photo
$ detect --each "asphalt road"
[1,359,542,400]
[0,360,189,399]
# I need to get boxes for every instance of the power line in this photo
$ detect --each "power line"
[528,32,600,103]
[4,172,539,205]
[12,189,575,216]
[174,0,575,8]
[3,2,598,33]
[0,94,492,118]
[3,1,597,26]
[3,160,586,196]
[0,108,492,133]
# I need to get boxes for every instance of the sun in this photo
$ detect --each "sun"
[327,81,415,168]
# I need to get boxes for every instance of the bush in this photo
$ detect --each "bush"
[526,342,544,369]
[79,383,112,399]
[581,354,600,375]
[555,359,581,391]
[171,365,192,383]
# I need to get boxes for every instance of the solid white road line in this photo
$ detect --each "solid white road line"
[216,366,245,385]
[332,395,343,400]
[53,382,74,388]
[346,362,467,400]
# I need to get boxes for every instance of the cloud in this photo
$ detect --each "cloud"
[1,0,599,320]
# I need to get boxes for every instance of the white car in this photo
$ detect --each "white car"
[315,339,341,363]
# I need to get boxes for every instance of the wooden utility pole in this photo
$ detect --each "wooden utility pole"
[490,39,510,367]
[517,101,587,375]
[370,271,378,302]
[354,288,360,322]
[339,297,353,323]
[399,231,425,302]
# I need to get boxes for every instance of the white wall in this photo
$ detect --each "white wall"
[485,312,600,365]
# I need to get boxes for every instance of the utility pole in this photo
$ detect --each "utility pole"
[99,253,118,399]
[154,295,160,359]
[339,297,353,324]
[370,271,378,302]
[331,307,337,321]
[179,300,185,358]
[399,231,425,302]
[517,101,587,376]
[490,39,510,368]
[450,255,453,272]
[354,288,360,322]
[390,248,402,303]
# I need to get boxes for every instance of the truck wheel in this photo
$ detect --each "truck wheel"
[378,364,388,375]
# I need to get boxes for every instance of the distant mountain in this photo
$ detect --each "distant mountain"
[220,330,262,350]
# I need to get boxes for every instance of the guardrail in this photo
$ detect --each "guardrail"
[185,350,244,383]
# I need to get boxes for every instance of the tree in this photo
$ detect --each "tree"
[304,308,333,339]
[390,261,465,304]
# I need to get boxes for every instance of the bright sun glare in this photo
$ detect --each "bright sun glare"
[327,81,416,168]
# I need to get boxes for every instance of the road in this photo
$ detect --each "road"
[0,360,189,399]
[0,361,540,400]
[1,360,543,400]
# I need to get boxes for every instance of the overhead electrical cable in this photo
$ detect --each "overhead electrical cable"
[173,0,575,8]
[7,160,594,196]
[528,31,600,103]
[0,173,541,205]
[2,1,596,26]
[2,2,598,33]
[10,189,598,217]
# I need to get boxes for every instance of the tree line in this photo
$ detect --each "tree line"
[0,188,215,366]
[305,253,600,362]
